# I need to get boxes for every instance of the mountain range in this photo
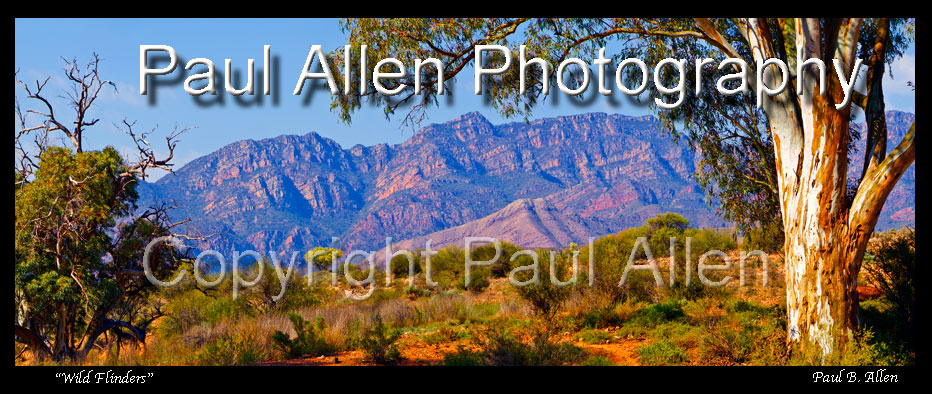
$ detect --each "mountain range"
[139,110,914,255]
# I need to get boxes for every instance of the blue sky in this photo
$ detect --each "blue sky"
[15,18,915,180]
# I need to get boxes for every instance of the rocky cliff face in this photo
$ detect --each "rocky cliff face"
[139,110,913,254]
[847,110,915,230]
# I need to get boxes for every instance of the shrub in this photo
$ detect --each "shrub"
[582,356,615,366]
[196,332,266,366]
[443,346,484,366]
[686,228,738,254]
[583,229,659,309]
[668,278,707,301]
[858,299,915,366]
[742,222,784,254]
[648,226,686,258]
[628,299,686,327]
[789,328,910,366]
[271,313,337,359]
[459,265,492,293]
[358,314,402,364]
[577,307,624,329]
[389,251,421,279]
[475,322,533,366]
[530,336,588,366]
[473,241,522,278]
[578,329,612,344]
[473,319,586,366]
[513,249,575,323]
[646,213,690,233]
[862,228,915,346]
[161,290,209,336]
[637,339,688,365]
[423,325,470,344]
[701,303,787,365]
[202,296,253,325]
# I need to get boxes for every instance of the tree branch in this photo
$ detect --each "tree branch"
[849,119,915,238]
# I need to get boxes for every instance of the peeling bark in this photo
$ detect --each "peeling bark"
[763,18,913,362]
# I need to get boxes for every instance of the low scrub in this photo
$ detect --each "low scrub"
[357,314,403,364]
[271,313,338,359]
[637,339,688,365]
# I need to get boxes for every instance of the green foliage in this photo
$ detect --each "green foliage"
[305,247,343,272]
[484,242,523,278]
[512,249,575,322]
[577,308,624,329]
[648,227,685,258]
[250,260,324,312]
[858,299,915,366]
[668,278,708,301]
[578,329,612,344]
[646,212,690,233]
[389,251,421,279]
[741,222,784,254]
[203,296,253,325]
[443,346,484,366]
[789,328,912,366]
[637,339,688,365]
[862,228,915,346]
[686,228,738,254]
[195,331,267,366]
[582,226,656,309]
[700,304,786,365]
[582,356,615,366]
[271,313,337,359]
[420,245,492,292]
[423,325,470,344]
[472,319,586,366]
[15,146,178,360]
[357,314,402,364]
[626,300,686,327]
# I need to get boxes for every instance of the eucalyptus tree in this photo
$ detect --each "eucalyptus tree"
[15,54,192,361]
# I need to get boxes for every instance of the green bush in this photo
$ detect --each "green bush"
[582,356,615,366]
[788,328,910,366]
[195,332,266,366]
[389,251,421,278]
[686,228,738,254]
[583,228,659,309]
[637,339,688,365]
[742,222,784,254]
[863,228,915,347]
[161,290,209,336]
[577,307,624,329]
[513,249,575,322]
[472,241,522,278]
[271,313,337,359]
[627,299,686,327]
[202,296,253,325]
[646,213,690,233]
[858,300,915,366]
[423,325,470,344]
[443,346,484,366]
[475,322,533,366]
[578,329,612,344]
[668,278,708,301]
[459,265,492,292]
[419,245,492,293]
[474,320,586,366]
[358,314,402,364]
[649,226,685,258]
[701,303,786,365]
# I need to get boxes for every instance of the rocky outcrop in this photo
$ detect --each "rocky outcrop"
[140,111,914,255]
